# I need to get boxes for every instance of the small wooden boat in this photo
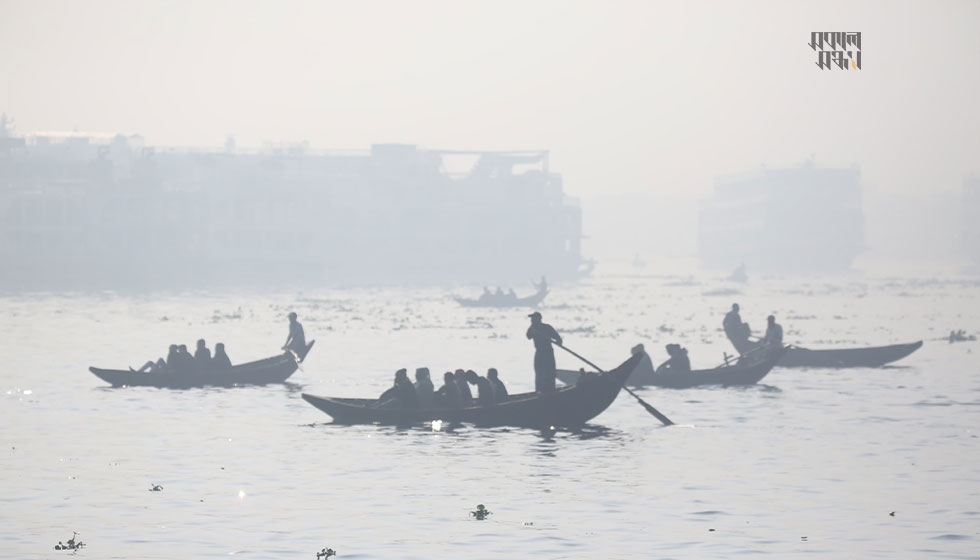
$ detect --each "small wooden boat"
[89,341,315,388]
[454,287,548,308]
[730,338,922,368]
[301,352,643,428]
[556,347,784,389]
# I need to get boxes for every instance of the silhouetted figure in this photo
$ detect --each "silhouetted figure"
[631,343,655,376]
[435,371,463,408]
[535,275,548,293]
[466,370,495,405]
[173,344,194,372]
[414,367,435,408]
[194,339,211,366]
[507,288,516,298]
[378,368,418,409]
[656,344,691,374]
[283,312,306,356]
[487,368,507,400]
[166,344,180,367]
[135,345,172,373]
[212,342,232,370]
[762,315,783,348]
[526,311,562,393]
[454,369,473,402]
[724,303,751,343]
[495,287,504,297]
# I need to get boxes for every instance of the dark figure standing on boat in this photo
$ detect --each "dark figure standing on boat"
[527,311,562,393]
[656,343,691,374]
[283,312,306,356]
[723,303,752,352]
[762,315,783,348]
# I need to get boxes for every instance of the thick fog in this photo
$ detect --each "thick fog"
[1,0,979,288]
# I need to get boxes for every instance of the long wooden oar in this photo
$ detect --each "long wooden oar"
[554,343,674,426]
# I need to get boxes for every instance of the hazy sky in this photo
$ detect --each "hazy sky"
[2,0,978,197]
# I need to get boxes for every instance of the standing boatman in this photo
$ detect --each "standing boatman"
[282,311,307,357]
[526,311,562,393]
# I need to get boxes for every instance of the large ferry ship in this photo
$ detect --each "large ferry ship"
[0,116,586,290]
[698,161,864,274]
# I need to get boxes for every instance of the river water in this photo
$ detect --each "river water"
[1,271,978,559]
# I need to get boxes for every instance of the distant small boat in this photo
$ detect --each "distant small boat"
[301,352,643,428]
[89,341,315,388]
[556,347,784,389]
[731,338,922,368]
[454,286,548,308]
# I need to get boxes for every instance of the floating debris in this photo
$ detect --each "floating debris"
[316,546,337,558]
[471,504,492,520]
[889,511,896,517]
[54,531,85,551]
[149,484,163,492]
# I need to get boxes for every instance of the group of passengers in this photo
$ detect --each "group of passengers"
[134,339,232,374]
[377,367,509,409]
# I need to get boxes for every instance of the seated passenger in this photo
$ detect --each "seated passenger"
[487,368,508,400]
[194,339,212,370]
[414,367,435,409]
[172,344,194,373]
[212,343,232,370]
[454,369,473,402]
[435,371,462,408]
[378,369,418,409]
[656,344,691,375]
[134,356,167,373]
[466,370,495,405]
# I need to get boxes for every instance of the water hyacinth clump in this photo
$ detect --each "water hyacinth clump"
[470,504,492,520]
[315,546,337,558]
[54,531,85,551]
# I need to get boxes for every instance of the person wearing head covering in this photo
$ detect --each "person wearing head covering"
[631,343,655,377]
[435,371,463,408]
[414,367,434,408]
[212,342,232,370]
[762,314,783,348]
[526,311,562,393]
[656,344,691,374]
[487,368,507,400]
[282,312,306,356]
[194,339,212,369]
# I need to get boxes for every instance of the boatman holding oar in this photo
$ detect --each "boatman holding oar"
[526,311,562,393]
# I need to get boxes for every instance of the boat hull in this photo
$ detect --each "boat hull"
[776,341,923,368]
[301,352,642,428]
[557,348,783,389]
[454,289,548,308]
[88,341,314,388]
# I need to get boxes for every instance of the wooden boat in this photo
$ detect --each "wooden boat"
[556,347,784,389]
[301,352,643,428]
[89,340,315,388]
[454,287,548,308]
[730,338,922,368]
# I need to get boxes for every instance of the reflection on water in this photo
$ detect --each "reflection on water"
[1,273,978,558]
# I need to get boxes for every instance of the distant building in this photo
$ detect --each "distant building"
[698,161,864,273]
[0,131,586,289]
